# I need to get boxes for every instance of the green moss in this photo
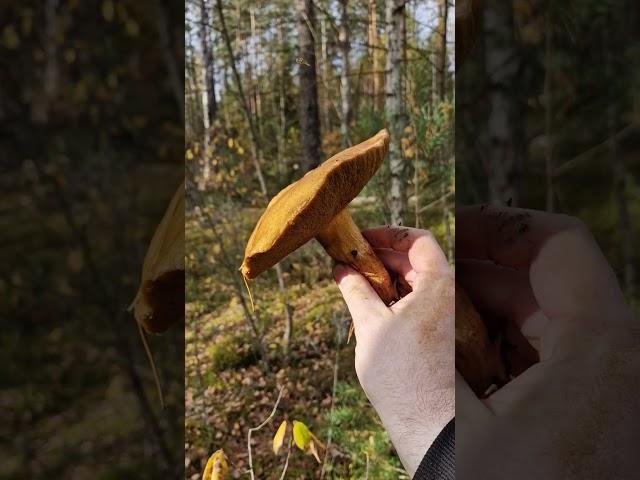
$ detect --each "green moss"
[208,333,259,371]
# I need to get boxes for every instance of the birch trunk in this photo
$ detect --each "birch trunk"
[198,0,211,191]
[386,0,407,225]
[483,0,522,205]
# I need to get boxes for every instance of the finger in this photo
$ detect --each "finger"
[333,264,388,338]
[456,259,544,338]
[457,205,628,322]
[456,205,577,268]
[363,226,448,272]
[373,248,418,285]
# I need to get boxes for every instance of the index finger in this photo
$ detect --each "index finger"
[456,205,628,323]
[456,205,579,269]
[362,226,449,273]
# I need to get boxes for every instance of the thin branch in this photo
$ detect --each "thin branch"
[247,386,286,480]
[277,438,294,480]
[320,319,343,479]
[553,124,635,178]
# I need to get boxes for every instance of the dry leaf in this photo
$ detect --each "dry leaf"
[130,180,185,333]
[308,440,322,463]
[202,449,228,480]
[273,420,288,454]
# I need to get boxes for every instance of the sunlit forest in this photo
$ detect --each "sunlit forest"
[184,0,454,477]
[1,2,184,478]
[457,0,640,307]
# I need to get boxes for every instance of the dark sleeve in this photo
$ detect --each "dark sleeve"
[413,418,455,480]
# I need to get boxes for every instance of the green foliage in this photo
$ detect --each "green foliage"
[322,382,405,479]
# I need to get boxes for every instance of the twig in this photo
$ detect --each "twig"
[365,451,370,480]
[277,438,293,480]
[320,317,343,479]
[552,124,635,178]
[247,386,286,480]
[417,189,453,214]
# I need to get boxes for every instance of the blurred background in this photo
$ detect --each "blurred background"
[0,1,184,478]
[184,0,454,477]
[456,0,640,307]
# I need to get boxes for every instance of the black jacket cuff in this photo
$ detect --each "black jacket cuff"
[413,417,455,480]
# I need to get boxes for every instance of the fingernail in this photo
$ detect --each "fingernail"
[333,263,347,282]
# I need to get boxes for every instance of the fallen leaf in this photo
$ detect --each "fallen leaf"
[273,420,287,454]
[292,420,311,451]
[202,449,228,480]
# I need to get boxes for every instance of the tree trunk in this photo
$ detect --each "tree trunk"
[198,0,211,191]
[296,0,322,171]
[250,6,263,135]
[320,18,331,132]
[154,0,185,124]
[483,0,523,205]
[277,16,287,177]
[339,0,352,147]
[436,0,448,100]
[216,0,293,355]
[386,0,407,225]
[368,0,381,110]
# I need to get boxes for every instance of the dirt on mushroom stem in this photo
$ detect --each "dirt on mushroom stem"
[316,208,397,305]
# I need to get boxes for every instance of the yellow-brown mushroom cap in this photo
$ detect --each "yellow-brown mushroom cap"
[241,129,389,279]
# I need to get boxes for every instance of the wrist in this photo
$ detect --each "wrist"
[378,391,454,476]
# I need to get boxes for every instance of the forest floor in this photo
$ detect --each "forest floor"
[184,204,407,480]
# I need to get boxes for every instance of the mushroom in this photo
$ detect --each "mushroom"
[130,180,185,334]
[455,285,507,396]
[241,129,398,305]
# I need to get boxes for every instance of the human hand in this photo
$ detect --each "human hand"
[333,226,455,476]
[456,205,640,479]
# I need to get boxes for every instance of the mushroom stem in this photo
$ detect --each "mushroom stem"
[455,285,507,396]
[316,208,398,305]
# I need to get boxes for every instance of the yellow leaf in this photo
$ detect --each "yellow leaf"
[273,420,287,454]
[186,149,194,160]
[236,146,244,155]
[227,138,234,148]
[102,0,114,22]
[202,449,228,480]
[292,420,311,451]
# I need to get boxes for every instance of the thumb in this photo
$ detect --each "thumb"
[333,263,388,335]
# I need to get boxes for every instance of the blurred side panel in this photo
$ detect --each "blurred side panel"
[0,1,185,478]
